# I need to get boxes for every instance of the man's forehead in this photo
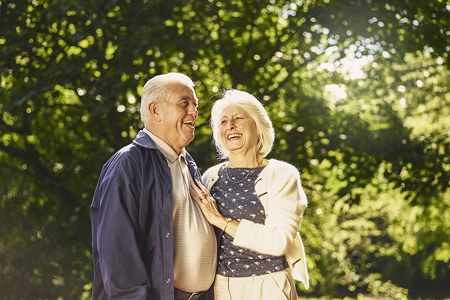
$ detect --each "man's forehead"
[168,83,197,100]
[169,82,193,92]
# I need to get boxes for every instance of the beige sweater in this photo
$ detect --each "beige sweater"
[203,159,309,289]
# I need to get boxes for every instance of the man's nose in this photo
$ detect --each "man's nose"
[189,105,198,118]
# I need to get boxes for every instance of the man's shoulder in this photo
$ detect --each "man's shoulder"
[110,130,159,162]
[102,141,157,175]
[132,130,158,149]
[111,142,144,160]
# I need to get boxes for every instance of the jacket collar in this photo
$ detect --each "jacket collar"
[132,130,159,149]
[133,130,198,174]
[133,129,189,163]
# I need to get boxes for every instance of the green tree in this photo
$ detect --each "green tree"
[1,0,449,298]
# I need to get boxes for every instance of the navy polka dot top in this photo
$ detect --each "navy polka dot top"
[210,166,289,277]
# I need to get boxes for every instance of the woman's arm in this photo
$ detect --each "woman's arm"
[232,165,306,256]
[191,165,306,256]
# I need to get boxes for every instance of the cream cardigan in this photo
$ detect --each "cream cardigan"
[202,159,309,289]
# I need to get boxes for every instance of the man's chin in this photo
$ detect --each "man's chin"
[180,134,195,148]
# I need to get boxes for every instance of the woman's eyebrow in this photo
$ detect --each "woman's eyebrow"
[222,112,245,119]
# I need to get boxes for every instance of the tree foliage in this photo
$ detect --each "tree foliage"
[1,0,449,298]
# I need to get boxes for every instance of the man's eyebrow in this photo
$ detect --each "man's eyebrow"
[178,96,198,106]
[179,95,198,102]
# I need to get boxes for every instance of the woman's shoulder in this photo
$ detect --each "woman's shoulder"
[266,159,300,175]
[202,162,227,178]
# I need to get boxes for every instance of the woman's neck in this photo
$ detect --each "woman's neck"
[227,153,265,168]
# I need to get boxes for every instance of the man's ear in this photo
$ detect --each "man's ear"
[149,102,161,122]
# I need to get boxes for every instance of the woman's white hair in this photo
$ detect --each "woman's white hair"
[140,73,195,124]
[210,89,275,160]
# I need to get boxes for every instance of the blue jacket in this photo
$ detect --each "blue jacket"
[91,130,213,300]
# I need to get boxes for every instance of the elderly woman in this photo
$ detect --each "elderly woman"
[190,89,309,300]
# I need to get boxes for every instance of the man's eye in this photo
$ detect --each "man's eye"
[221,120,227,124]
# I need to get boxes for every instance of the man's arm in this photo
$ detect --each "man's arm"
[94,171,150,299]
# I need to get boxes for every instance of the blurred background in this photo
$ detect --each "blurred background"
[1,0,449,299]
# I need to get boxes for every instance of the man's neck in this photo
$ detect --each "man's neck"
[144,126,183,155]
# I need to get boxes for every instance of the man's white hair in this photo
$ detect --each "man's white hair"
[140,73,195,124]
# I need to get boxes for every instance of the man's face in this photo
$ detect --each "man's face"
[157,83,199,153]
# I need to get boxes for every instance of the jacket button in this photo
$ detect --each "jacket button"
[166,279,171,283]
[166,233,170,237]
[166,190,171,193]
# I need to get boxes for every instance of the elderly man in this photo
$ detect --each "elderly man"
[91,73,217,300]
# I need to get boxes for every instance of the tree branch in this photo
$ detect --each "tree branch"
[0,141,80,209]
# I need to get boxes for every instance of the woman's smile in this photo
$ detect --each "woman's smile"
[220,105,258,155]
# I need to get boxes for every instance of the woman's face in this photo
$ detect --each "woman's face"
[220,105,259,156]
